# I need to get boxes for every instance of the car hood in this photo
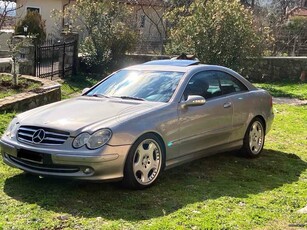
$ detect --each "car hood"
[17,97,164,134]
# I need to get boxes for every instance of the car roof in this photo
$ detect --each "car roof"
[143,59,200,67]
[125,60,205,72]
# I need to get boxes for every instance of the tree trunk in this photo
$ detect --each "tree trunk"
[12,58,18,86]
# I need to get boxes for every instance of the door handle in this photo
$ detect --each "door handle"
[223,102,232,108]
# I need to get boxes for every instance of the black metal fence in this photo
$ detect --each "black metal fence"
[35,38,78,79]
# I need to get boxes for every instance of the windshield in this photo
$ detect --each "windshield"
[86,70,184,102]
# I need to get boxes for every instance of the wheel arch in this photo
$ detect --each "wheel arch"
[253,115,266,133]
[124,131,167,170]
[122,131,167,189]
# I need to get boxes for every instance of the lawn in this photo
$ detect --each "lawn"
[0,101,306,229]
[60,74,101,99]
[254,82,307,100]
[0,74,41,99]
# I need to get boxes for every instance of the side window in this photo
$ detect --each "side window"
[183,71,222,100]
[219,72,248,95]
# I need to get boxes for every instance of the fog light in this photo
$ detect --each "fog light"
[83,167,93,175]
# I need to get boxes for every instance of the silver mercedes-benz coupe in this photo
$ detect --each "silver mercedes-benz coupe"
[1,60,274,189]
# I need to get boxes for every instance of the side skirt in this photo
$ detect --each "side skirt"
[165,140,243,170]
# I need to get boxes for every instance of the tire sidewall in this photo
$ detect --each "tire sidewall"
[123,133,165,189]
[243,118,265,158]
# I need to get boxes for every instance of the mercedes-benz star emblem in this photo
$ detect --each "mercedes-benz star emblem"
[32,129,46,144]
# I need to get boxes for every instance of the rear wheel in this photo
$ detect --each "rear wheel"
[241,118,265,158]
[122,134,165,189]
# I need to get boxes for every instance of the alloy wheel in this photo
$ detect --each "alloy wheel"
[132,139,162,185]
[249,121,264,155]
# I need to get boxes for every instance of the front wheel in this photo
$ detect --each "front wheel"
[122,134,165,189]
[241,118,265,158]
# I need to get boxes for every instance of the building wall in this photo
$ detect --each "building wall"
[15,0,166,53]
[16,0,67,37]
[134,5,165,41]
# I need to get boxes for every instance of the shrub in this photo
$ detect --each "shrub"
[166,0,265,71]
[15,11,46,45]
[65,0,137,72]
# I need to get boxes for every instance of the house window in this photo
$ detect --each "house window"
[304,0,307,7]
[27,7,40,13]
[140,15,146,28]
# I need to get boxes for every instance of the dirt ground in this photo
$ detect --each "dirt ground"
[273,97,307,106]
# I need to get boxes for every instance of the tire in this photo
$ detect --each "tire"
[241,118,265,158]
[22,171,39,178]
[122,133,165,189]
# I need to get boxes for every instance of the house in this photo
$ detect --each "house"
[15,0,73,38]
[286,0,307,18]
[15,0,167,53]
[127,0,167,54]
[0,15,15,29]
[285,0,307,56]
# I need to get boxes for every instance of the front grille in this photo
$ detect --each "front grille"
[8,155,80,173]
[17,126,70,145]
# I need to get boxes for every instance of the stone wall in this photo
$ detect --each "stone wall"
[0,75,61,112]
[0,59,11,73]
[11,36,36,76]
[0,31,13,56]
[243,57,307,82]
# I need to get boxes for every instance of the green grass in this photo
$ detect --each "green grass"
[0,75,41,99]
[0,103,306,229]
[60,74,101,99]
[254,82,307,100]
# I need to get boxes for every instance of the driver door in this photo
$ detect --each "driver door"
[178,71,234,157]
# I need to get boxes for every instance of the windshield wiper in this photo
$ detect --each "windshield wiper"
[118,96,145,101]
[91,94,110,98]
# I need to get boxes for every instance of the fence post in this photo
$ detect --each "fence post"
[34,44,37,77]
[38,45,41,77]
[51,44,54,80]
[72,36,79,76]
[62,42,66,78]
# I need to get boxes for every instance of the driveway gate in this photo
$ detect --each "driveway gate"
[35,39,78,79]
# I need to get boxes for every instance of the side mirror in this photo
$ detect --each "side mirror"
[182,95,206,108]
[82,87,91,95]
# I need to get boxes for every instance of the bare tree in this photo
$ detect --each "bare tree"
[128,0,195,54]
[241,0,256,8]
[259,0,307,55]
[0,1,20,33]
[271,0,301,21]
[127,0,169,54]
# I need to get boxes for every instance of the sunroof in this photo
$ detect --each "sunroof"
[142,59,200,67]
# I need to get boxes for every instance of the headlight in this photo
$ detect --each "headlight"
[4,117,19,138]
[72,133,90,149]
[72,129,112,149]
[87,129,112,149]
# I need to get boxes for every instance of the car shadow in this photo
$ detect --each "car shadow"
[3,149,307,221]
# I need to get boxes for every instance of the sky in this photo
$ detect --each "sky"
[0,1,16,16]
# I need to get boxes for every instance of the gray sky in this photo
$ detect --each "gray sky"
[0,1,16,16]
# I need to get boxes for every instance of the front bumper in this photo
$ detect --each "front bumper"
[0,137,131,181]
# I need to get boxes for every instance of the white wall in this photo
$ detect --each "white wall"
[16,0,65,37]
